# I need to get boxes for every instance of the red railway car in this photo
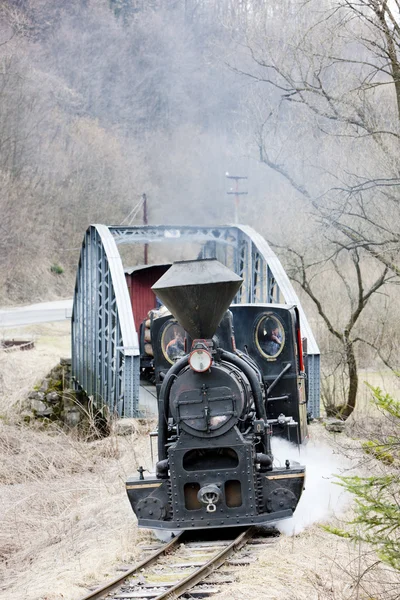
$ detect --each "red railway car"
[124,263,171,376]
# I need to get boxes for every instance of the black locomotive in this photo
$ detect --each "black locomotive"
[126,259,306,530]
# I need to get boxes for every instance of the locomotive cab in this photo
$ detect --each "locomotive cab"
[231,304,308,444]
[126,259,306,531]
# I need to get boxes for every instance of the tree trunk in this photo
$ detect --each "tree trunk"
[342,334,358,418]
[377,5,400,123]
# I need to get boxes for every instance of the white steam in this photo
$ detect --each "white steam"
[271,438,350,536]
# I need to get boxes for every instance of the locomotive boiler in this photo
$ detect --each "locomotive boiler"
[126,259,306,530]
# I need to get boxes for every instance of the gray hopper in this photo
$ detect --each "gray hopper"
[151,259,243,339]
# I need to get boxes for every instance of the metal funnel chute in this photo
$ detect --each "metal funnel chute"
[151,259,243,339]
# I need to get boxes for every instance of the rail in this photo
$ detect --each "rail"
[78,527,261,600]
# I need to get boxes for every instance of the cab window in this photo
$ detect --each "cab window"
[255,314,285,360]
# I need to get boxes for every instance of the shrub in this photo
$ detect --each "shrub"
[50,263,64,275]
[325,387,400,571]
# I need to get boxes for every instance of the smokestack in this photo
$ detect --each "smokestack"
[151,259,243,339]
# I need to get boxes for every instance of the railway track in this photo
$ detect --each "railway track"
[80,526,278,600]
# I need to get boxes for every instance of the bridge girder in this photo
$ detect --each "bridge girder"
[72,224,320,418]
[72,225,140,417]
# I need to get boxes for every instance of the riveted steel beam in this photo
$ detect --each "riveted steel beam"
[72,224,320,418]
[72,225,139,417]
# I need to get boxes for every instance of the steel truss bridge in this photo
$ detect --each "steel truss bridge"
[72,224,320,418]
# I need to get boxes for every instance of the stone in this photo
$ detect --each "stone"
[29,391,45,401]
[41,408,54,417]
[31,399,46,413]
[64,409,81,427]
[46,391,60,403]
[39,380,49,393]
[62,391,77,409]
[49,368,61,380]
[31,399,53,417]
[326,420,346,433]
[114,418,138,436]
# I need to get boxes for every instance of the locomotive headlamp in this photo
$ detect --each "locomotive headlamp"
[189,348,212,372]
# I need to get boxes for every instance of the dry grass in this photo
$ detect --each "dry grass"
[0,425,155,600]
[0,322,399,600]
[0,322,71,418]
[214,527,400,600]
[0,322,156,600]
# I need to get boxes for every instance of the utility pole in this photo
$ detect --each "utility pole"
[143,193,148,265]
[226,174,248,224]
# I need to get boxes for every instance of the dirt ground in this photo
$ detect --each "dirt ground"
[0,322,398,600]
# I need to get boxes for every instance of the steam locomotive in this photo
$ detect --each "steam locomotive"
[126,259,306,530]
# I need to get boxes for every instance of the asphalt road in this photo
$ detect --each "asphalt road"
[0,297,159,416]
[0,299,73,328]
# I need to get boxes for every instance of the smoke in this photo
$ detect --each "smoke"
[271,437,351,536]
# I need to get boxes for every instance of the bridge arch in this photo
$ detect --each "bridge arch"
[72,225,140,417]
[72,224,320,418]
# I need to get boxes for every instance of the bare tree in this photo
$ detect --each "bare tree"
[276,243,395,416]
[234,0,400,275]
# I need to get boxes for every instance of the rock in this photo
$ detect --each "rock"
[39,380,49,393]
[49,368,61,380]
[41,408,54,417]
[46,391,60,403]
[64,409,81,427]
[114,418,138,436]
[31,399,53,417]
[29,391,45,401]
[31,399,46,413]
[326,420,346,433]
[60,357,72,366]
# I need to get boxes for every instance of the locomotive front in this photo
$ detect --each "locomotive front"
[126,260,305,530]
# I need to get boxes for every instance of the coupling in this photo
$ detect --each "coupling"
[197,484,221,513]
